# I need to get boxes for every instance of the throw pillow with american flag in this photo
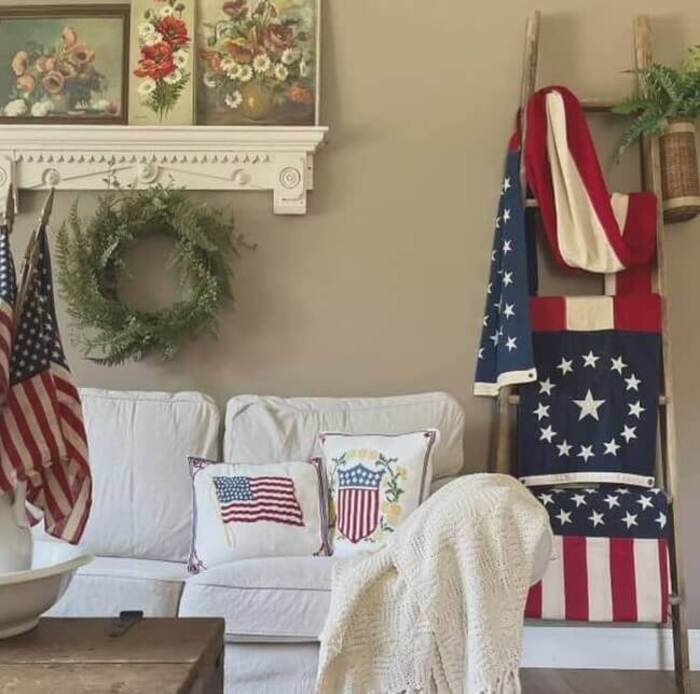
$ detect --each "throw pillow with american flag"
[320,430,440,558]
[188,457,329,572]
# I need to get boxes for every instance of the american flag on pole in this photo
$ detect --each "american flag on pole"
[0,223,17,493]
[212,475,305,527]
[0,225,91,543]
[525,485,669,623]
[474,138,537,396]
[336,464,384,544]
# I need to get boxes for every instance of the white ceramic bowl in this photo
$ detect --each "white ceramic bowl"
[0,540,92,639]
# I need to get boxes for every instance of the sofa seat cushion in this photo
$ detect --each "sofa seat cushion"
[179,556,339,641]
[48,556,188,618]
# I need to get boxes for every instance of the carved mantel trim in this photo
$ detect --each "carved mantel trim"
[0,125,328,215]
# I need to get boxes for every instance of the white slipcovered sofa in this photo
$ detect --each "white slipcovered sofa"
[39,389,468,693]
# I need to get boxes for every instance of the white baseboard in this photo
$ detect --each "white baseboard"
[521,625,700,670]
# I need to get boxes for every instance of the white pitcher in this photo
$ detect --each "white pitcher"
[0,482,32,573]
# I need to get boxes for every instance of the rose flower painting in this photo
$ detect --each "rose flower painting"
[128,0,195,125]
[197,0,319,125]
[0,8,128,123]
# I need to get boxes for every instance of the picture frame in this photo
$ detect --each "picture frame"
[196,0,321,126]
[0,4,130,124]
[128,0,196,126]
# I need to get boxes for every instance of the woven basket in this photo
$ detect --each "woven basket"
[659,118,700,223]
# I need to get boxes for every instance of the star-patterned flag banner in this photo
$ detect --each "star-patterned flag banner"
[525,485,669,623]
[0,226,91,543]
[518,295,661,488]
[474,140,536,396]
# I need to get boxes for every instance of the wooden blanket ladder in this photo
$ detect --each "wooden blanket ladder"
[493,12,691,693]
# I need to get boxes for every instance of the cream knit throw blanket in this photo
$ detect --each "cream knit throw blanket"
[315,474,552,694]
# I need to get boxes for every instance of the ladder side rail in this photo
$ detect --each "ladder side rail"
[493,10,540,476]
[634,15,691,693]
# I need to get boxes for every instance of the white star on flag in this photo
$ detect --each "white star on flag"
[556,357,573,375]
[573,389,606,421]
[637,495,654,510]
[538,493,554,506]
[571,493,587,507]
[588,510,605,527]
[628,401,646,418]
[555,509,572,525]
[502,177,511,192]
[610,355,627,374]
[603,438,621,456]
[621,511,639,529]
[604,494,620,509]
[505,336,517,352]
[621,425,637,443]
[556,440,572,457]
[503,240,512,254]
[503,303,515,318]
[502,272,513,286]
[532,402,550,420]
[577,444,595,462]
[625,374,641,391]
[539,378,555,395]
[502,208,511,223]
[539,425,557,443]
[582,350,600,368]
[655,512,667,529]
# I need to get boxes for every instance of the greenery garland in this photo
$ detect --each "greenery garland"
[57,183,247,365]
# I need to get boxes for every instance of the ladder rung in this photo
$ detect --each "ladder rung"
[580,98,617,112]
[507,394,667,406]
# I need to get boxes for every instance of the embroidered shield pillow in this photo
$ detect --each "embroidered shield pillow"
[187,458,329,572]
[321,430,439,557]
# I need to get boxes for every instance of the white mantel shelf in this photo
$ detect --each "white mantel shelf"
[0,125,329,215]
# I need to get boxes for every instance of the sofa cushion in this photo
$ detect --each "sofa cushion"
[47,556,188,618]
[178,556,339,641]
[224,393,464,481]
[74,389,220,561]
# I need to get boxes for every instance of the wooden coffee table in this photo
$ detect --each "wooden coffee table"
[0,617,225,694]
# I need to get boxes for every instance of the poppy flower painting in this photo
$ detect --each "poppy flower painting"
[197,0,319,125]
[0,6,129,124]
[128,0,195,125]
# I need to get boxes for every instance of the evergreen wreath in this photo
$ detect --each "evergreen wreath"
[57,183,247,365]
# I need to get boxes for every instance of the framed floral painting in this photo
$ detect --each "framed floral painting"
[128,0,195,125]
[0,5,129,124]
[197,0,320,125]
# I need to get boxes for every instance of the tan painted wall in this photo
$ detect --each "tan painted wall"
[3,0,700,624]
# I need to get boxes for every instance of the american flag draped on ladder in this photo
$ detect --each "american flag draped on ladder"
[213,475,304,527]
[525,485,669,623]
[0,224,91,543]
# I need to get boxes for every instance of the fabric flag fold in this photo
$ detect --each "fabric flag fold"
[525,485,669,623]
[525,86,657,274]
[474,139,537,396]
[0,222,17,493]
[518,295,661,489]
[0,225,91,543]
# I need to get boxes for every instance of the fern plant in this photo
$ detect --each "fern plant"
[614,46,700,156]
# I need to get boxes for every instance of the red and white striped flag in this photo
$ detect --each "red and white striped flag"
[525,486,669,623]
[0,223,17,493]
[0,226,91,543]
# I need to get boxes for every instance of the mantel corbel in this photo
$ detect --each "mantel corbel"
[0,125,328,215]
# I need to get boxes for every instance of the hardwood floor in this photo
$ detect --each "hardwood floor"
[521,669,699,693]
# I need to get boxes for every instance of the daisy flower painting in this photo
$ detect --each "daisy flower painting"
[197,0,319,125]
[128,0,195,125]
